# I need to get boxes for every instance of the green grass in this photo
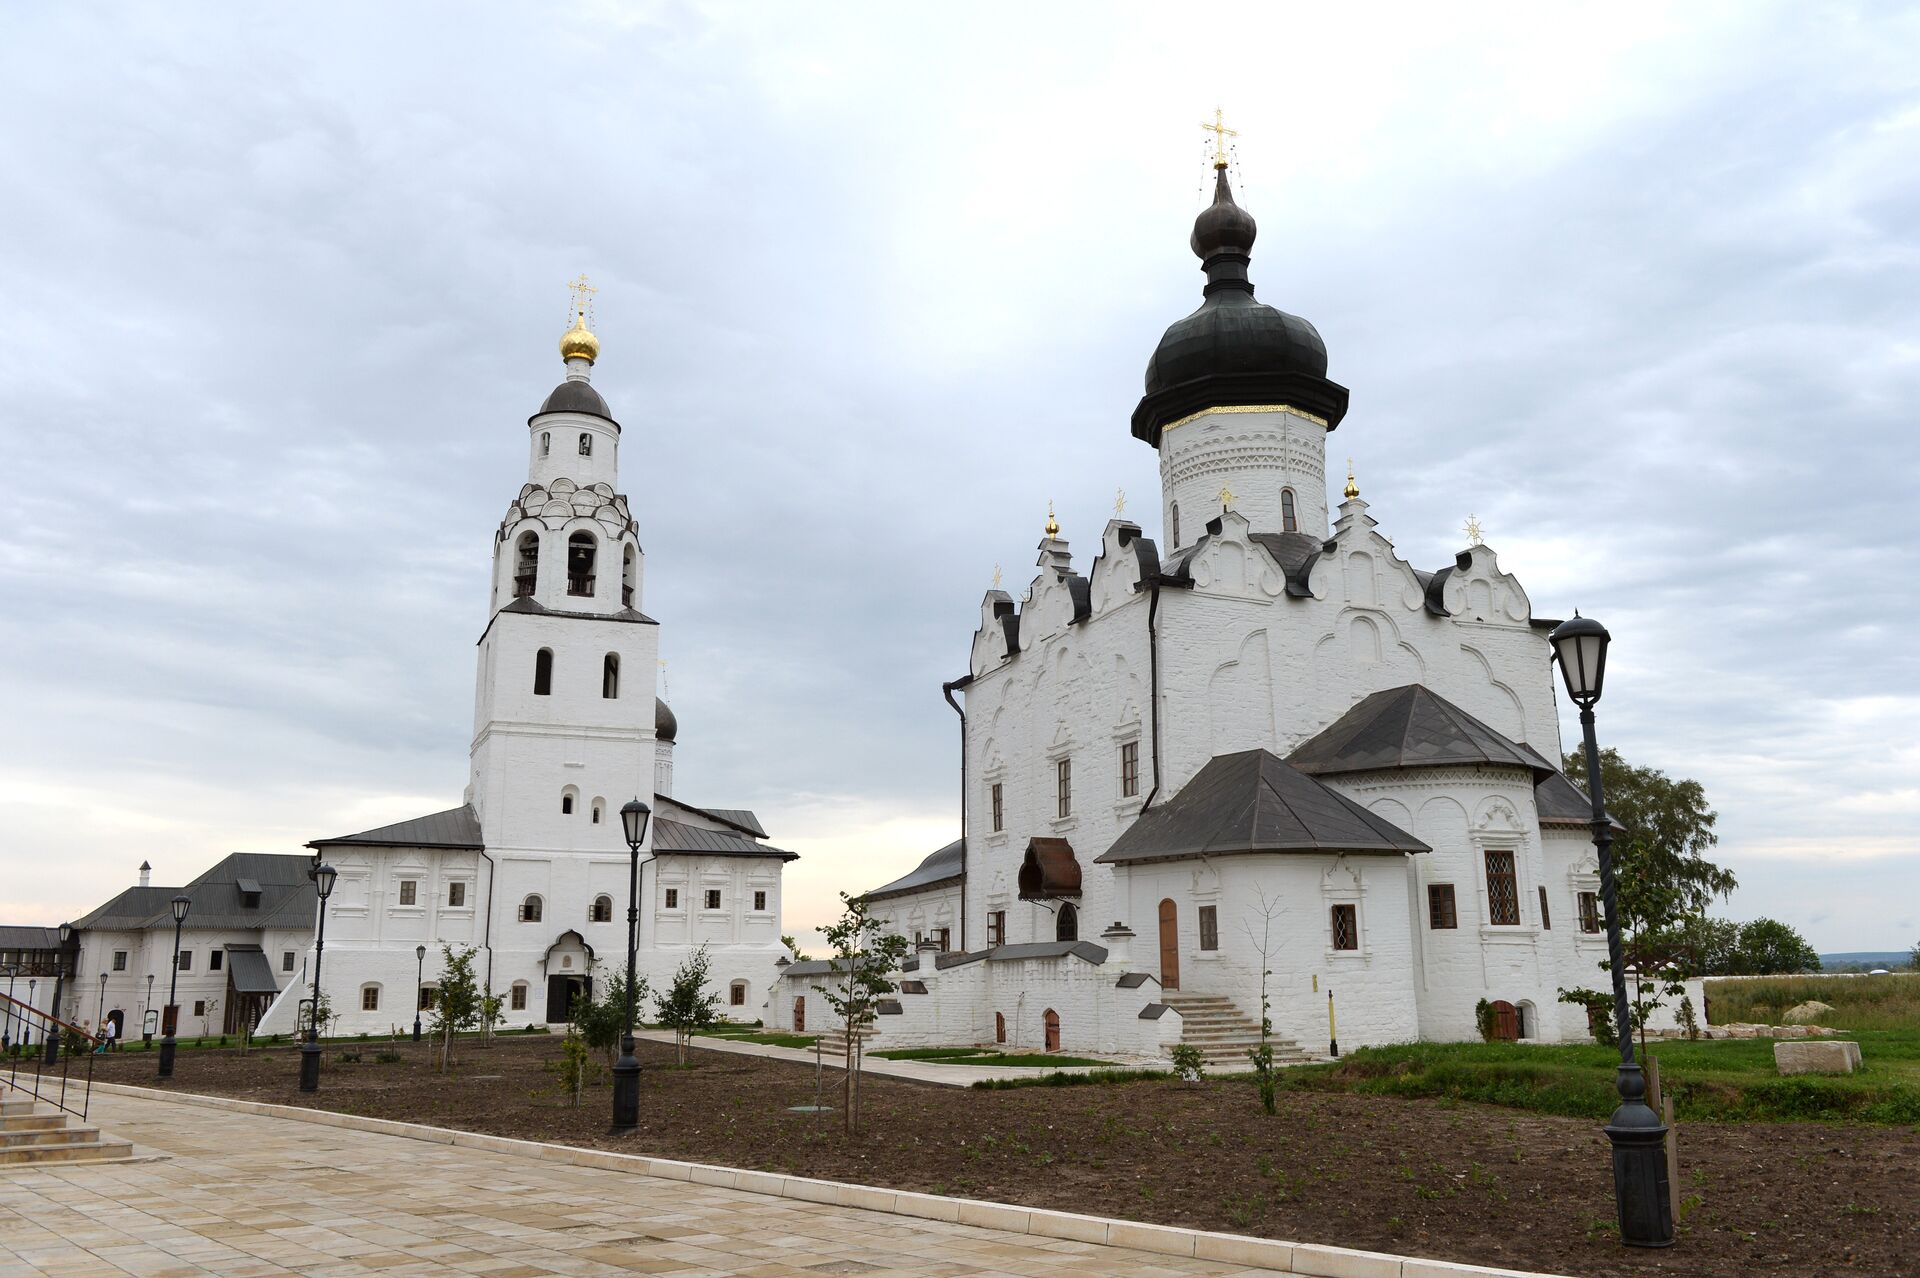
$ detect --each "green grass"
[972,1067,1172,1090]
[1706,973,1920,1032]
[870,1045,1113,1067]
[690,1027,817,1050]
[1277,1030,1920,1125]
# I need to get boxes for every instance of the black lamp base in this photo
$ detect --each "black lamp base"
[157,1036,177,1079]
[1605,1064,1673,1247]
[611,1047,640,1132]
[299,1040,322,1092]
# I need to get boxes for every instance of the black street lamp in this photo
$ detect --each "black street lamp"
[24,979,35,1051]
[300,863,338,1092]
[44,922,74,1064]
[2,964,16,1049]
[1550,613,1672,1248]
[158,895,190,1078]
[413,944,427,1043]
[612,797,652,1133]
[143,974,155,1045]
[97,972,108,1035]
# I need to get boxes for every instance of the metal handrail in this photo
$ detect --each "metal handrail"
[0,990,98,1119]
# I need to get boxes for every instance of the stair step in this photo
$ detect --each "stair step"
[0,1139,132,1166]
[0,1113,69,1132]
[1,1125,99,1148]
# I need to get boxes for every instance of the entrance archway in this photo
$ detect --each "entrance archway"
[1043,1008,1060,1053]
[1490,999,1520,1042]
[792,996,806,1032]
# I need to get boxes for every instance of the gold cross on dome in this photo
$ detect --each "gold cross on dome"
[1114,487,1127,515]
[992,563,1002,590]
[1219,485,1236,510]
[1464,514,1485,546]
[566,273,597,325]
[1201,107,1238,168]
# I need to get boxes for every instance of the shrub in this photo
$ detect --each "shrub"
[1558,988,1615,1045]
[374,1050,402,1063]
[1169,1043,1205,1085]
[1474,998,1498,1043]
[1679,996,1700,1039]
[338,1051,362,1063]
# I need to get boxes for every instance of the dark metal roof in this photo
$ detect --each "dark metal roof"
[1116,972,1153,989]
[1018,838,1081,900]
[1287,684,1555,781]
[655,697,679,743]
[986,940,1108,964]
[74,854,316,933]
[225,945,279,995]
[532,378,618,427]
[1534,771,1624,831]
[1096,749,1429,866]
[0,925,62,950]
[1247,531,1325,598]
[491,596,659,627]
[866,838,965,901]
[311,805,484,851]
[70,886,184,931]
[650,817,799,862]
[699,808,765,838]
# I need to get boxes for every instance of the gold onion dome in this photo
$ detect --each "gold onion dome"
[559,310,600,364]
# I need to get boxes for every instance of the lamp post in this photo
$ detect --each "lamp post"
[300,863,338,1092]
[3,965,16,1049]
[143,974,155,1045]
[24,979,35,1051]
[413,944,427,1043]
[44,923,74,1064]
[158,895,190,1079]
[97,971,108,1034]
[1550,613,1672,1248]
[613,797,652,1133]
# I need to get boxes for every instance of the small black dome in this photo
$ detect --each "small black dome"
[534,378,617,427]
[1131,167,1347,445]
[655,697,678,743]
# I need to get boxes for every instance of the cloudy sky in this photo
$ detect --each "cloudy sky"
[2,3,1916,954]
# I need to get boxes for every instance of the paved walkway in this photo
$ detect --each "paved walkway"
[0,1090,1279,1277]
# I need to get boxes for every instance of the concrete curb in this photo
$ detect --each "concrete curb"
[88,1081,1571,1278]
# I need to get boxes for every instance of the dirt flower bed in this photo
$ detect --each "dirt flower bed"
[93,1035,1918,1277]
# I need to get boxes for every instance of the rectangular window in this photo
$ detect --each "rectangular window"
[665,888,680,909]
[1538,885,1552,930]
[753,890,767,912]
[282,951,295,972]
[990,783,1004,832]
[398,880,417,906]
[1484,850,1520,925]
[448,882,466,908]
[177,951,192,971]
[210,950,223,972]
[361,987,380,1012]
[704,889,722,910]
[1198,905,1219,951]
[193,999,206,1017]
[987,910,1006,948]
[419,987,436,1010]
[1330,904,1358,951]
[112,951,128,972]
[1120,741,1140,798]
[1056,757,1072,818]
[510,984,527,1011]
[1428,884,1458,930]
[936,927,951,951]
[1578,891,1601,934]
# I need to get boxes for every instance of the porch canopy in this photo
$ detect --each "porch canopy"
[1018,837,1082,899]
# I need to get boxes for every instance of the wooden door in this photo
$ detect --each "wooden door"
[995,1011,1006,1043]
[1491,1000,1519,1042]
[792,996,806,1032]
[1158,898,1180,991]
[1044,1009,1061,1053]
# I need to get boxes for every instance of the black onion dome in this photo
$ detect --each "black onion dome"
[655,696,678,743]
[1132,167,1348,446]
[531,378,618,429]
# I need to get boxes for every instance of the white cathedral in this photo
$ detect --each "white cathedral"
[775,155,1662,1062]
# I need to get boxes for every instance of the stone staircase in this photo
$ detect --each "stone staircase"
[0,1092,133,1167]
[1162,994,1312,1070]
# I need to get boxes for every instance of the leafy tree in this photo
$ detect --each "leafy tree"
[1729,918,1821,975]
[574,968,648,1067]
[782,935,810,963]
[546,1022,599,1106]
[1909,939,1919,972]
[653,945,723,1065]
[815,891,909,1136]
[429,944,484,1071]
[1241,887,1283,1114]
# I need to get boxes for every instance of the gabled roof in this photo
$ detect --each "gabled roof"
[0,925,63,950]
[1533,770,1624,831]
[1287,684,1556,782]
[701,808,765,838]
[309,805,485,851]
[71,886,183,931]
[73,854,316,934]
[1096,749,1428,867]
[650,817,799,862]
[865,838,965,901]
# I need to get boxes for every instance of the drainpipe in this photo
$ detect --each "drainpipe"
[477,847,496,994]
[1139,579,1164,812]
[942,679,968,951]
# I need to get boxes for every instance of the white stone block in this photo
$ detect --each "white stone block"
[1774,1040,1861,1075]
[1290,1241,1405,1278]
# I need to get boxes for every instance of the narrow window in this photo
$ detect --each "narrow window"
[561,792,574,815]
[936,926,950,951]
[177,951,192,971]
[360,986,380,1012]
[567,532,597,597]
[1428,884,1458,929]
[510,983,528,1011]
[995,1011,1006,1043]
[540,431,550,457]
[665,888,679,909]
[1330,904,1359,951]
[419,986,436,1011]
[193,999,206,1017]
[730,981,747,1007]
[704,888,722,910]
[753,890,767,912]
[533,648,553,696]
[448,881,466,907]
[1578,891,1601,934]
[1198,905,1219,951]
[282,951,295,972]
[209,950,224,972]
[1484,850,1520,925]
[515,531,539,597]
[1056,902,1079,942]
[520,895,543,923]
[1056,757,1072,818]
[591,798,603,824]
[1171,502,1181,547]
[1538,885,1552,930]
[578,431,592,456]
[990,782,1004,832]
[1120,741,1139,798]
[1281,488,1298,533]
[112,950,127,971]
[987,910,1006,947]
[398,880,417,906]
[602,652,620,698]
[622,544,637,608]
[591,895,613,923]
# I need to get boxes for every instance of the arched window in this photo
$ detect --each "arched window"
[540,431,550,457]
[515,532,539,597]
[602,653,620,699]
[567,532,596,597]
[730,980,748,1007]
[591,798,604,824]
[561,787,576,815]
[622,544,637,608]
[519,895,543,923]
[1281,488,1298,533]
[1170,502,1181,547]
[1056,902,1079,942]
[533,648,553,696]
[578,432,592,456]
[590,895,613,923]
